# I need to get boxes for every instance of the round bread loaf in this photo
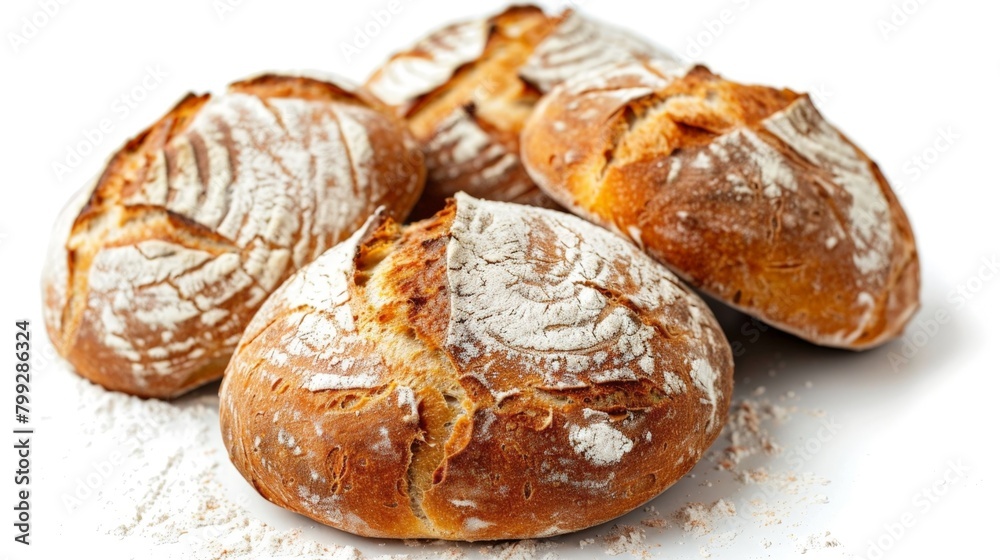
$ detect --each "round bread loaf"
[521,63,920,349]
[219,193,733,540]
[42,74,425,399]
[364,5,688,219]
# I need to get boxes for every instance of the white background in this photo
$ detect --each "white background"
[2,0,998,558]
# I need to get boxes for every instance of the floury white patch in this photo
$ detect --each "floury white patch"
[877,0,932,40]
[444,194,702,394]
[444,194,727,420]
[762,98,894,277]
[519,11,688,94]
[568,418,634,466]
[44,77,421,397]
[364,16,488,106]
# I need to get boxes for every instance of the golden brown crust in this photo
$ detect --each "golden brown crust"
[521,63,920,349]
[367,6,557,219]
[364,5,686,219]
[42,75,426,398]
[220,195,734,540]
[230,73,366,103]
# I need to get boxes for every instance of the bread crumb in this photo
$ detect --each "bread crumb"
[798,531,843,554]
[603,524,648,556]
[738,467,770,484]
[480,539,556,560]
[714,397,794,471]
[675,500,736,536]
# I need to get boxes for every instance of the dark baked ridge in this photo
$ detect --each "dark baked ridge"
[220,195,734,540]
[522,63,920,349]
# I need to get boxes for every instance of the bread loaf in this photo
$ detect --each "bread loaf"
[42,74,425,399]
[364,5,687,219]
[219,193,733,540]
[521,63,920,349]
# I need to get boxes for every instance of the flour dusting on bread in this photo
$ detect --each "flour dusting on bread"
[521,61,919,349]
[44,76,424,398]
[85,240,256,385]
[446,194,701,395]
[365,19,490,109]
[237,219,390,394]
[568,410,635,466]
[521,11,687,92]
[763,98,893,275]
[220,193,733,540]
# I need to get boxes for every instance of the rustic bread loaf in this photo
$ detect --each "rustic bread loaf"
[219,193,734,540]
[41,74,425,399]
[364,5,687,219]
[521,63,920,349]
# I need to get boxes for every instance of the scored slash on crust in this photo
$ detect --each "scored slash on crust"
[219,194,734,540]
[42,75,425,398]
[520,60,920,349]
[363,5,692,216]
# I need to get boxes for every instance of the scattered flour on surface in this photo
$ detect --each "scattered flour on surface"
[479,539,559,560]
[52,329,841,560]
[65,373,362,560]
[675,500,737,536]
[602,524,649,557]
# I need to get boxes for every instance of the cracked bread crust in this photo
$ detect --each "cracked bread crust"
[364,5,687,219]
[521,63,920,349]
[219,194,733,540]
[41,74,426,399]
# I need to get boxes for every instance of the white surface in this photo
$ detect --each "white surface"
[1,0,998,558]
